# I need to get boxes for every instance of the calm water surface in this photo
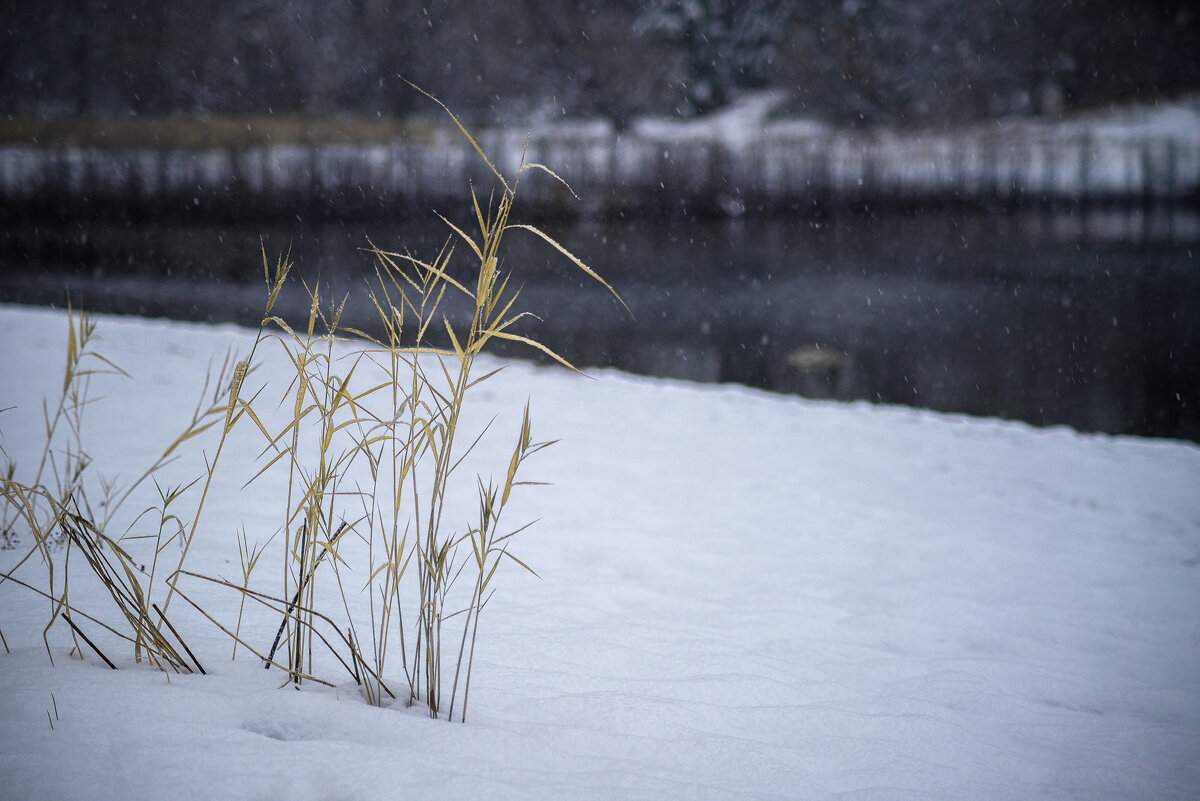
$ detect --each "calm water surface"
[2,206,1197,440]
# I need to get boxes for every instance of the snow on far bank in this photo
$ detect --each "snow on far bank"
[4,94,1199,221]
[1033,95,1200,142]
[631,89,818,152]
[1,303,1199,801]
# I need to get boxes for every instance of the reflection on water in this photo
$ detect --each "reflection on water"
[2,205,1197,440]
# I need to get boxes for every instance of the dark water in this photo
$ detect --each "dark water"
[2,205,1198,441]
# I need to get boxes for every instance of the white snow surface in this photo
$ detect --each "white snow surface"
[1,303,1199,800]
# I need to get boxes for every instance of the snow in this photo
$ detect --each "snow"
[633,90,803,152]
[2,302,1199,800]
[4,95,1199,216]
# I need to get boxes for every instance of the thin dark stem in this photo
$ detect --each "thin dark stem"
[60,612,116,670]
[265,521,348,668]
[153,603,205,675]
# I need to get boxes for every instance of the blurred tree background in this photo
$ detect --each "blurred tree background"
[1,0,1197,126]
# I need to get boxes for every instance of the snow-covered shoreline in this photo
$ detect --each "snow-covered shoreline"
[2,303,1199,800]
[3,96,1199,220]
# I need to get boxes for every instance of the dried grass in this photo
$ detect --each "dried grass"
[1,302,232,670]
[0,89,624,722]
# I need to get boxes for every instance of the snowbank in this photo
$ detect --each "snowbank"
[3,96,1198,220]
[1,304,1198,799]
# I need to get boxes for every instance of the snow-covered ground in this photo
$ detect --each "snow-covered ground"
[1,303,1199,800]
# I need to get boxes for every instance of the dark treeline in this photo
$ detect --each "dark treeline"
[2,0,1197,128]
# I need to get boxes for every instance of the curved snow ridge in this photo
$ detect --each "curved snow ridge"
[631,90,803,152]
